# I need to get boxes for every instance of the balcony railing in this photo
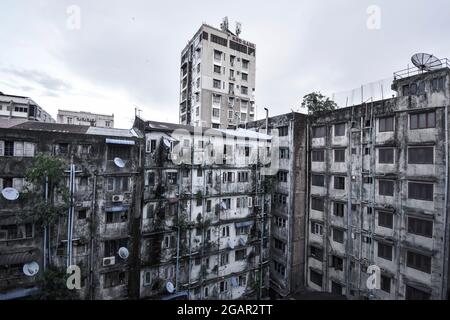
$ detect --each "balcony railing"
[393,58,450,80]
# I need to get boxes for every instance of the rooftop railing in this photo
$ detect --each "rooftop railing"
[393,58,450,80]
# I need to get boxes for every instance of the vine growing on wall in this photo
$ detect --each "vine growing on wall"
[21,154,69,228]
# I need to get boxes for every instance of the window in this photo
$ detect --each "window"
[4,141,14,156]
[147,172,155,186]
[104,238,127,257]
[334,149,345,162]
[379,116,394,132]
[204,287,209,298]
[331,255,344,271]
[108,145,130,160]
[220,253,229,266]
[408,182,433,201]
[431,76,445,92]
[58,143,69,155]
[213,50,222,60]
[222,224,230,236]
[381,275,391,293]
[310,246,323,261]
[363,176,373,184]
[332,228,344,243]
[278,126,288,136]
[407,251,431,273]
[310,269,322,287]
[311,198,324,212]
[197,63,200,73]
[274,238,286,253]
[377,242,393,261]
[331,282,343,295]
[235,249,246,261]
[213,79,221,89]
[378,211,393,229]
[275,217,286,228]
[212,108,220,118]
[410,111,435,129]
[311,222,323,235]
[211,34,227,47]
[78,210,87,220]
[408,217,433,238]
[312,149,325,162]
[213,65,221,74]
[219,280,228,293]
[274,261,286,277]
[311,174,325,187]
[167,172,178,185]
[106,210,128,224]
[213,95,221,105]
[379,180,394,196]
[0,224,33,240]
[378,148,394,164]
[241,86,248,95]
[408,147,434,164]
[280,148,290,159]
[242,59,249,69]
[104,271,126,288]
[238,275,246,286]
[237,171,249,182]
[206,200,212,213]
[334,123,345,136]
[241,73,248,81]
[277,171,288,183]
[2,177,13,189]
[405,285,430,300]
[313,126,326,138]
[334,176,345,190]
[333,202,345,217]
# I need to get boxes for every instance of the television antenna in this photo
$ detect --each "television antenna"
[236,22,242,37]
[220,17,229,32]
[411,53,442,72]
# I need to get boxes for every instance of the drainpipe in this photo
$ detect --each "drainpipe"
[304,117,310,288]
[43,176,49,271]
[90,172,97,300]
[442,104,449,300]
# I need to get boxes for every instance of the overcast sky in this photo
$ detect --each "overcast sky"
[1,0,449,128]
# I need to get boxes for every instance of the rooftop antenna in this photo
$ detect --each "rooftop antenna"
[221,16,229,32]
[411,53,442,72]
[236,22,242,37]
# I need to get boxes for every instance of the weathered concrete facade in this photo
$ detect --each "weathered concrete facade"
[245,112,308,297]
[0,92,54,123]
[305,67,450,300]
[179,22,256,129]
[136,119,270,299]
[0,120,142,299]
[57,110,114,128]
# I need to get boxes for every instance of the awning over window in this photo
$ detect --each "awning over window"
[0,250,38,266]
[105,206,128,212]
[235,220,254,228]
[161,290,189,300]
[105,138,135,145]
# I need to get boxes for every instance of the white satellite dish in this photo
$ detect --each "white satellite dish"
[220,201,227,210]
[113,157,125,168]
[163,138,171,148]
[166,281,175,293]
[231,276,238,287]
[118,247,129,259]
[411,53,442,72]
[23,261,39,276]
[227,239,235,249]
[239,237,246,246]
[2,187,19,201]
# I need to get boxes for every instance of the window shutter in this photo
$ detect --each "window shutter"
[24,142,35,157]
[14,141,24,156]
[13,178,24,191]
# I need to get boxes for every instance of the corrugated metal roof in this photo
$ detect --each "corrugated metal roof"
[87,126,138,137]
[0,118,29,128]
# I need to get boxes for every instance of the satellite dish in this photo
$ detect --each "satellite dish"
[411,53,442,71]
[163,138,171,148]
[227,239,235,249]
[2,187,19,201]
[166,281,175,293]
[23,261,39,276]
[231,276,238,287]
[113,157,125,168]
[239,237,246,246]
[220,201,227,210]
[118,247,129,259]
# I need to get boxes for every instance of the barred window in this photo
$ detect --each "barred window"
[408,182,433,201]
[408,147,434,164]
[407,217,433,238]
[311,174,325,187]
[410,111,435,129]
[379,180,394,196]
[378,148,394,164]
[407,251,431,273]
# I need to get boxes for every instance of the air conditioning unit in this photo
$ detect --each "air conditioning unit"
[103,256,116,267]
[112,195,124,202]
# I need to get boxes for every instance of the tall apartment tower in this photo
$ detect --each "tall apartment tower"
[179,18,256,129]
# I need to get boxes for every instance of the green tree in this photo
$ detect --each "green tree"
[35,266,77,300]
[301,92,337,115]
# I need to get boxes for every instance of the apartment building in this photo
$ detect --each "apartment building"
[134,118,270,300]
[306,63,450,300]
[57,110,114,128]
[179,20,256,129]
[0,119,143,299]
[0,92,54,123]
[245,112,308,298]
